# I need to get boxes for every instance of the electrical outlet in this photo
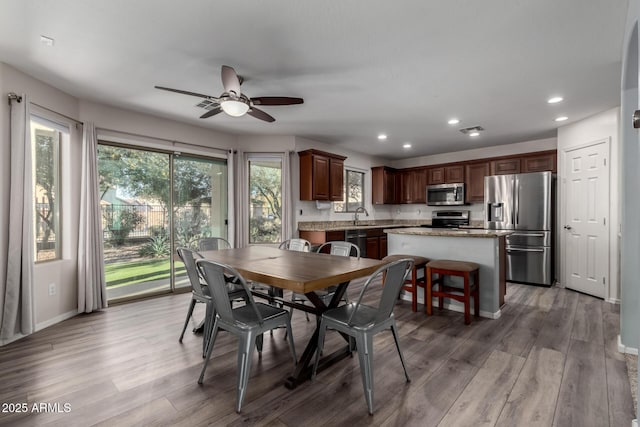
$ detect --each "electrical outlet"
[48,283,56,296]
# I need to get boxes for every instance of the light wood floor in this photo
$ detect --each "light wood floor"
[0,281,634,426]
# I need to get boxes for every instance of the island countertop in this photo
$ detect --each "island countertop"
[384,227,513,238]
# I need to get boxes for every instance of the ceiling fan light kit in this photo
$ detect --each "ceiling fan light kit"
[155,65,303,122]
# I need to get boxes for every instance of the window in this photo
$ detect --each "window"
[32,116,68,262]
[248,155,282,244]
[334,169,365,212]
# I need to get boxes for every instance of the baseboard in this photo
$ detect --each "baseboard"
[618,335,639,355]
[35,309,78,332]
[400,293,502,319]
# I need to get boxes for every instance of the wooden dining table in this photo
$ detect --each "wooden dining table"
[199,245,385,389]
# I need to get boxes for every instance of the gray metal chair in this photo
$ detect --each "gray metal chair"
[196,259,297,413]
[312,258,414,415]
[278,238,311,252]
[198,237,232,251]
[176,247,247,357]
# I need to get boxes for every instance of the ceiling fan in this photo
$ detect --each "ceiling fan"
[155,65,303,123]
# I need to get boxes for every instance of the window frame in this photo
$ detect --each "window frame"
[334,168,366,213]
[31,114,68,263]
[247,153,285,245]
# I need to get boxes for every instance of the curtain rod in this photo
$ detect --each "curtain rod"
[7,92,22,103]
[97,127,229,154]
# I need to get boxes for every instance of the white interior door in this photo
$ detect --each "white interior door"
[563,140,609,298]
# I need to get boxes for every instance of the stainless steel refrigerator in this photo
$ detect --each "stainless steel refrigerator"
[484,171,554,286]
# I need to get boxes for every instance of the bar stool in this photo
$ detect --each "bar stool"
[382,254,429,312]
[426,260,480,325]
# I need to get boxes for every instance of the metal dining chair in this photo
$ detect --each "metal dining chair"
[177,247,247,357]
[196,259,297,413]
[198,237,232,251]
[312,258,414,415]
[289,241,360,321]
[278,238,311,252]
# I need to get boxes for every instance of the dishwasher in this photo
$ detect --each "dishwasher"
[346,229,367,258]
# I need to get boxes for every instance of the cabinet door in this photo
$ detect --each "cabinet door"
[372,167,397,205]
[522,152,556,173]
[312,155,330,200]
[400,171,413,203]
[445,165,465,183]
[366,237,379,260]
[491,158,521,175]
[465,162,490,203]
[428,167,445,185]
[413,168,427,203]
[329,158,344,201]
[379,235,388,259]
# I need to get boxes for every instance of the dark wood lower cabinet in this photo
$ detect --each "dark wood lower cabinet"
[366,237,379,260]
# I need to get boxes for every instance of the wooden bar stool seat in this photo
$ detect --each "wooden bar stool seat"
[426,259,480,325]
[382,254,429,312]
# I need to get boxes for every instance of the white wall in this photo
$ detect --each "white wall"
[557,108,621,303]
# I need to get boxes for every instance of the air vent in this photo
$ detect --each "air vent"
[459,126,484,135]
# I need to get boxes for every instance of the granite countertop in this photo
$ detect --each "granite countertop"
[298,220,431,231]
[298,219,485,232]
[384,227,513,238]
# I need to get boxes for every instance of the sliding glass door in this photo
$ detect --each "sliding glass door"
[97,144,227,301]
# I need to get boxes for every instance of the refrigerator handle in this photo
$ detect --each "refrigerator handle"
[514,180,519,226]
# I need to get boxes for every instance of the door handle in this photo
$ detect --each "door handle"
[506,248,545,253]
[511,233,545,237]
[563,225,572,230]
[633,110,640,129]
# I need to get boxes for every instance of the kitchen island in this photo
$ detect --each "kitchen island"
[385,227,512,319]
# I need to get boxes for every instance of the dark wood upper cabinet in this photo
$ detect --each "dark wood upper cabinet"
[371,166,397,204]
[521,151,557,173]
[298,149,347,201]
[465,161,490,203]
[427,167,445,185]
[445,165,465,183]
[370,150,556,205]
[491,158,521,175]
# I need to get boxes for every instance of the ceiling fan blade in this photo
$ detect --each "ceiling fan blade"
[155,85,215,99]
[247,107,276,123]
[221,65,241,96]
[199,106,223,119]
[251,97,304,106]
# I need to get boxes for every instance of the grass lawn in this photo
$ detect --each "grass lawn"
[105,258,186,288]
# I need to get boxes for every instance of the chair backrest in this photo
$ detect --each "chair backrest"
[316,241,360,258]
[196,259,263,325]
[349,258,413,325]
[176,247,207,298]
[278,238,311,252]
[199,237,232,251]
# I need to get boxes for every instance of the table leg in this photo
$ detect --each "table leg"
[285,282,352,389]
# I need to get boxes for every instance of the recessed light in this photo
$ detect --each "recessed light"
[40,35,55,47]
[547,96,563,104]
[555,116,568,122]
[377,134,387,141]
[468,132,480,137]
[403,143,412,149]
[448,118,460,125]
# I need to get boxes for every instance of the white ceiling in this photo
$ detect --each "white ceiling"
[0,0,629,159]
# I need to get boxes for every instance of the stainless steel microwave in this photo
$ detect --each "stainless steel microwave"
[426,183,465,206]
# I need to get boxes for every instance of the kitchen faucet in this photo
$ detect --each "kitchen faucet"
[353,206,369,225]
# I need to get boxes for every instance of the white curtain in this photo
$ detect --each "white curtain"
[77,122,108,312]
[233,150,249,247]
[1,94,35,340]
[227,150,236,247]
[281,151,294,241]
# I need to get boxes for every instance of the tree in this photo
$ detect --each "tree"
[249,161,282,243]
[34,132,57,246]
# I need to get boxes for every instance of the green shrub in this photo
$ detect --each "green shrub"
[138,234,170,257]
